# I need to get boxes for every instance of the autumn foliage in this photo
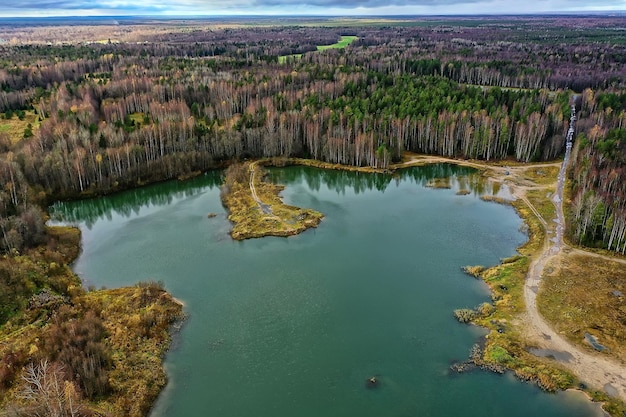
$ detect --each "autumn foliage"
[0,14,625,417]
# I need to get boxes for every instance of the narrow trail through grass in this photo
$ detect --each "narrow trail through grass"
[221,161,323,239]
[397,153,626,414]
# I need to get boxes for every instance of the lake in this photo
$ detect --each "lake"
[50,164,603,417]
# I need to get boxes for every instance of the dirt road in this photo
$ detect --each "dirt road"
[396,154,626,403]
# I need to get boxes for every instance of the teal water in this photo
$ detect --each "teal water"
[50,165,603,417]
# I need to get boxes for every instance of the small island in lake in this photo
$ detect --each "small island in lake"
[220,161,323,239]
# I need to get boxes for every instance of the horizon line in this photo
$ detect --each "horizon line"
[1,11,625,19]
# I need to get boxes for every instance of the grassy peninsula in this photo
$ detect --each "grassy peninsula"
[221,161,323,239]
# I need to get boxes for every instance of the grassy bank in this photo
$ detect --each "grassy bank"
[451,162,626,416]
[462,255,576,392]
[538,252,626,362]
[455,193,576,391]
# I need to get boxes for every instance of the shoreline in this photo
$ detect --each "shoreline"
[220,160,324,240]
[220,155,626,414]
[33,154,626,416]
[397,154,626,414]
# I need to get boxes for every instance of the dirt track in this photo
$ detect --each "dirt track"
[396,154,626,403]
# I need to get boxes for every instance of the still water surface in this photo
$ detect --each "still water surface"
[51,165,603,417]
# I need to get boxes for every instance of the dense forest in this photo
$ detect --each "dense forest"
[0,15,625,414]
[570,90,626,251]
[0,16,625,278]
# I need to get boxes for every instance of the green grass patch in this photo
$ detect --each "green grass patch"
[316,35,358,51]
[279,36,357,63]
[480,256,528,317]
[513,199,545,256]
[128,112,147,125]
[526,189,557,223]
[485,344,517,366]
[278,53,302,64]
[521,165,561,186]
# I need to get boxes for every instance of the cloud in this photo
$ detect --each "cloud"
[251,0,481,7]
[0,0,624,15]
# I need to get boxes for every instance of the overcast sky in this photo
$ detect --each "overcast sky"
[0,0,624,17]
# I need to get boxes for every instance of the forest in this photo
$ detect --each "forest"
[0,15,625,415]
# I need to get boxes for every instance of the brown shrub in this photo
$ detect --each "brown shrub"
[43,307,111,399]
[0,349,26,389]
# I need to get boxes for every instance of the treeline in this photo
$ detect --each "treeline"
[13,59,572,199]
[50,171,223,227]
[0,19,624,255]
[1,17,625,112]
[570,90,626,252]
[0,155,46,253]
[269,163,481,195]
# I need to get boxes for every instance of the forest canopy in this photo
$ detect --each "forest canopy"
[0,16,623,256]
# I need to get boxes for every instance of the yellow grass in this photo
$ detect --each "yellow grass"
[83,285,184,416]
[538,252,626,362]
[526,188,557,222]
[0,226,183,417]
[520,165,561,185]
[0,111,40,144]
[221,161,323,240]
[128,112,146,125]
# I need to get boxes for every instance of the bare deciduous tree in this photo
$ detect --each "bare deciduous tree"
[7,360,84,417]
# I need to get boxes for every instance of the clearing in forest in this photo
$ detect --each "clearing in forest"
[279,35,358,63]
[316,35,358,51]
[0,111,40,144]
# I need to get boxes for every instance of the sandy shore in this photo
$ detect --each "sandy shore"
[396,154,626,404]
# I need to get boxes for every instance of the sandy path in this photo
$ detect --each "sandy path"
[248,162,273,215]
[397,154,626,403]
[521,153,626,403]
[566,246,626,265]
[523,244,626,402]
